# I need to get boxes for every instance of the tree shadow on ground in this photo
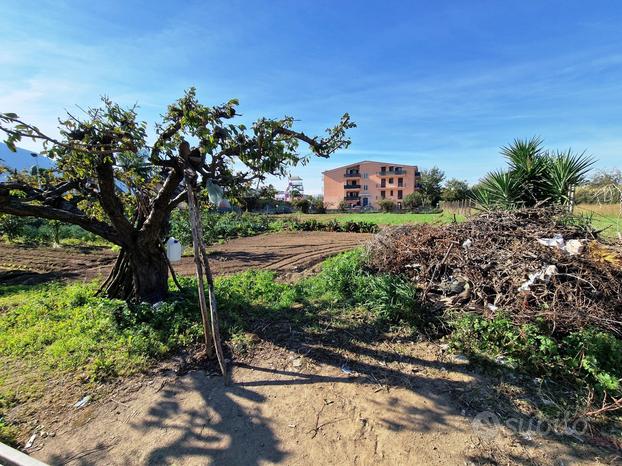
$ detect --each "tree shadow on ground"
[139,374,286,466]
[0,269,76,287]
[208,251,278,265]
[87,304,608,466]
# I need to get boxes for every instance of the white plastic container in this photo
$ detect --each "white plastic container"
[165,237,182,263]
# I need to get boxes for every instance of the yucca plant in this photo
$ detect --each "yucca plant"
[473,137,595,210]
[501,137,550,206]
[474,170,524,209]
[545,149,595,205]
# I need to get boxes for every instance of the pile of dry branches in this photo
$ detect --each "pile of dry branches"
[366,208,622,335]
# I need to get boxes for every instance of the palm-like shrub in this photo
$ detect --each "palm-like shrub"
[473,137,595,210]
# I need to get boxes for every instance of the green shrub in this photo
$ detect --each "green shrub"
[378,199,395,212]
[286,218,378,233]
[170,210,273,246]
[169,210,380,246]
[310,197,327,214]
[0,214,27,241]
[291,198,311,213]
[0,214,104,245]
[403,191,425,210]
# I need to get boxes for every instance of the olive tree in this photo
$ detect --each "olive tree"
[0,89,354,302]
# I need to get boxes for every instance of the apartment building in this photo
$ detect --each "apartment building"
[323,161,421,210]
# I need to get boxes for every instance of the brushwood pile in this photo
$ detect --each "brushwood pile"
[366,208,622,335]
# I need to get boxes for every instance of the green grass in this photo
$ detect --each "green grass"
[449,313,622,396]
[0,282,191,444]
[575,204,622,238]
[0,283,174,381]
[587,215,621,238]
[280,211,463,225]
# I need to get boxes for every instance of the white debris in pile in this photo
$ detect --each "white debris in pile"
[518,264,558,292]
[537,234,585,256]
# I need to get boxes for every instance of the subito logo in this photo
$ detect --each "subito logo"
[471,411,500,440]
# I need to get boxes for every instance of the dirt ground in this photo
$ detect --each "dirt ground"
[3,232,620,464]
[0,231,372,286]
[29,339,613,466]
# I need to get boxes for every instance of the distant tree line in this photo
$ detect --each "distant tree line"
[574,169,622,204]
[400,167,471,211]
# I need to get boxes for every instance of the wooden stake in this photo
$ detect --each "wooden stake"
[186,185,215,359]
[180,146,228,381]
[198,241,228,383]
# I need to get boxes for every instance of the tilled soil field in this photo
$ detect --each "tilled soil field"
[175,231,373,279]
[0,231,372,285]
[0,244,117,285]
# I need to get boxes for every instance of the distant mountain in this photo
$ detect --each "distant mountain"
[0,143,54,172]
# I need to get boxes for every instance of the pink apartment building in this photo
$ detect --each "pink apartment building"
[322,161,421,210]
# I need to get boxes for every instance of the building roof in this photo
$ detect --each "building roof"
[322,160,419,174]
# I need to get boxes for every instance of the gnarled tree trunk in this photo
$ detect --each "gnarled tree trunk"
[99,242,169,303]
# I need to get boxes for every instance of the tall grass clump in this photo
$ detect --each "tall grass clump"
[300,249,426,325]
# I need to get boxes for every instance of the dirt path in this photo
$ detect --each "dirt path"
[31,342,605,466]
[0,232,372,285]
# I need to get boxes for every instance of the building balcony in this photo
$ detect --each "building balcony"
[344,195,360,200]
[344,183,361,189]
[378,169,407,176]
[344,171,361,177]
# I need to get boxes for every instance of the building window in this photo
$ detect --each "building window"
[380,190,385,199]
[398,190,403,199]
[398,178,403,187]
[380,166,386,173]
[381,179,386,188]
[388,177,394,184]
[389,166,394,172]
[363,185,368,191]
[390,190,393,196]
[363,172,368,179]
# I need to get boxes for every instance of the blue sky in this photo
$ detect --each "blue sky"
[1,1,621,193]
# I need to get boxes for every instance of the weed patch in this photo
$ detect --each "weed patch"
[449,313,622,397]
